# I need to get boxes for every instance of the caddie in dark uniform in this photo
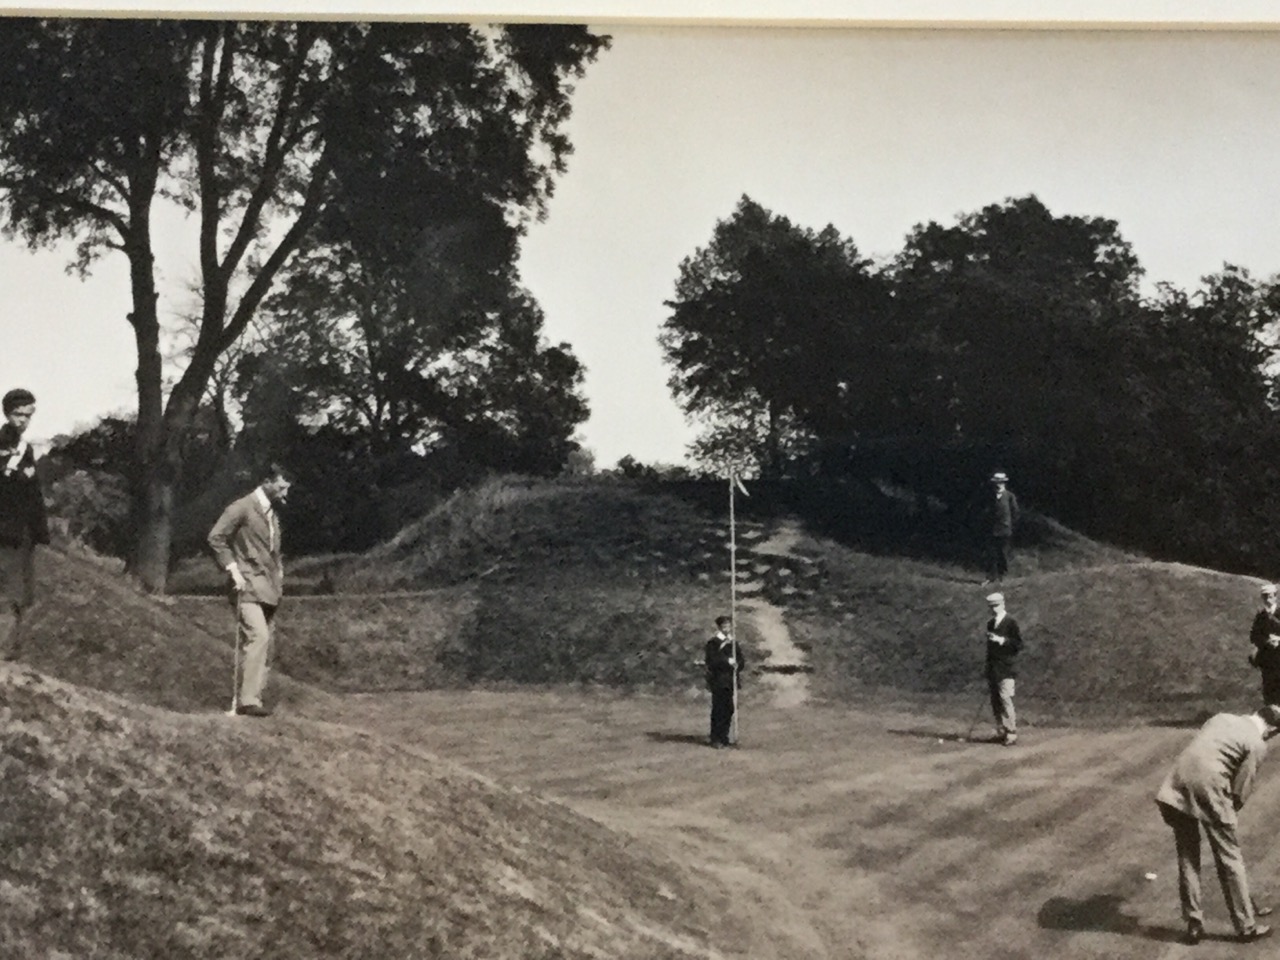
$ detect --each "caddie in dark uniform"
[1249,583,1280,704]
[705,615,746,748]
[984,591,1023,746]
[0,388,49,662]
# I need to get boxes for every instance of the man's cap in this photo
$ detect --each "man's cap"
[990,471,1009,483]
[985,592,1004,605]
[1263,584,1277,597]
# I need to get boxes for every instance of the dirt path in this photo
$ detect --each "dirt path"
[737,520,811,708]
[325,689,1249,960]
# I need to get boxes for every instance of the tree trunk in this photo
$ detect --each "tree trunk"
[132,471,176,593]
[123,179,173,593]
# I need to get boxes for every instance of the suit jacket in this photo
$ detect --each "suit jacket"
[1251,607,1280,675]
[705,634,745,691]
[985,614,1022,679]
[0,438,49,548]
[1156,713,1267,827]
[988,489,1020,537]
[207,489,284,606]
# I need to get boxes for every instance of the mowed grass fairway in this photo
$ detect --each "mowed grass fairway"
[325,689,1274,960]
[10,477,1280,957]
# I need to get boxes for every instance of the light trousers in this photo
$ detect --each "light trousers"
[0,602,20,660]
[237,599,277,707]
[1160,803,1257,935]
[988,676,1016,735]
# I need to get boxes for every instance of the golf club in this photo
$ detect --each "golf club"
[962,692,988,742]
[226,592,241,717]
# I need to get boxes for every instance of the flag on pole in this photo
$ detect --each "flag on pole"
[732,472,749,498]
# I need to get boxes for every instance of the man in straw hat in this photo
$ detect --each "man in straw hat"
[1155,705,1280,945]
[982,470,1020,584]
[1249,583,1280,704]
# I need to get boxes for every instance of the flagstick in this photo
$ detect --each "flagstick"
[729,472,739,746]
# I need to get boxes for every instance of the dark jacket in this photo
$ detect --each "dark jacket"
[985,614,1023,680]
[0,436,49,548]
[988,489,1020,537]
[705,634,746,691]
[1250,607,1280,674]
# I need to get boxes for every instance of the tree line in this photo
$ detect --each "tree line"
[0,19,609,590]
[661,194,1280,574]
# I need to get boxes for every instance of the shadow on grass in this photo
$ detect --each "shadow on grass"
[1148,710,1215,729]
[886,727,984,743]
[645,731,710,746]
[1037,894,1181,943]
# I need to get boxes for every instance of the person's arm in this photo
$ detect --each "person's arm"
[208,499,247,591]
[1252,612,1268,650]
[1006,620,1023,656]
[1009,491,1020,526]
[28,453,50,545]
[1232,746,1263,811]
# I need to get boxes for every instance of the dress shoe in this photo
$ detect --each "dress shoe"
[1002,734,1018,747]
[1254,903,1274,918]
[235,703,272,717]
[1239,924,1272,943]
[1184,921,1204,945]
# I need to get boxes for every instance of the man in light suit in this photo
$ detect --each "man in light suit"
[208,464,291,717]
[1155,706,1280,945]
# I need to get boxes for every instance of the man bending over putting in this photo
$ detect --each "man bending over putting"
[1155,705,1280,945]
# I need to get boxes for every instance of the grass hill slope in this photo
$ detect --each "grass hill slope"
[229,476,1270,721]
[22,547,318,714]
[0,666,744,959]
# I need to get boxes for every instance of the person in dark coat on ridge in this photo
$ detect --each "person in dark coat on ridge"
[705,615,746,748]
[0,388,49,662]
[983,471,1020,584]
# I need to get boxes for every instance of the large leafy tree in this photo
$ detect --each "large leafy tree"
[660,195,889,476]
[0,18,607,590]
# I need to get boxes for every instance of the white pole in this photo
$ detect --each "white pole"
[729,472,739,745]
[227,593,242,716]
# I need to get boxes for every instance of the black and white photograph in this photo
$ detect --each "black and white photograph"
[6,1,1280,955]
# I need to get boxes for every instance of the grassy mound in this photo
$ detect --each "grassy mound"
[793,544,1264,723]
[22,547,318,714]
[0,667,740,959]
[263,475,1262,720]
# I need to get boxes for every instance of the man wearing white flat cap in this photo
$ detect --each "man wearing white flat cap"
[984,591,1022,746]
[1249,583,1280,704]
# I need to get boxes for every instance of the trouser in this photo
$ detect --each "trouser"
[0,601,21,660]
[1158,802,1257,935]
[237,600,277,707]
[1262,669,1280,706]
[989,536,1011,580]
[709,687,735,744]
[988,676,1016,736]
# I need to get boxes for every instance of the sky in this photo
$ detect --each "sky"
[6,16,1280,469]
